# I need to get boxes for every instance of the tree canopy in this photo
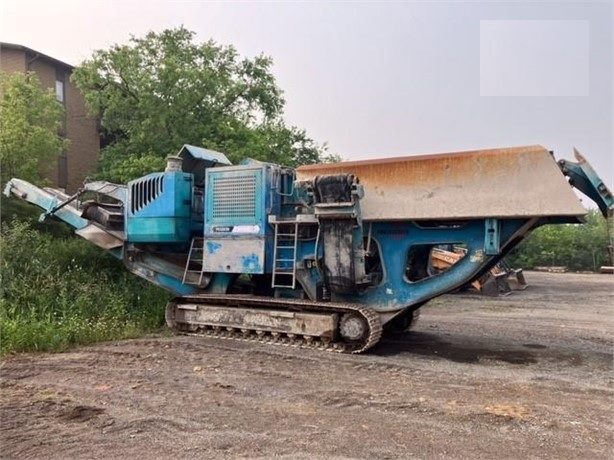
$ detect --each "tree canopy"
[72,27,335,183]
[0,71,68,185]
[506,210,612,271]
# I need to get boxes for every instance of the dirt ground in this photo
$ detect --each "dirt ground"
[1,271,612,460]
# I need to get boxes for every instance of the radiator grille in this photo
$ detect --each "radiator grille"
[211,174,257,220]
[130,174,164,214]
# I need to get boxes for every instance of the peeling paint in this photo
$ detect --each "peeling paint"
[470,250,485,263]
[206,241,222,254]
[242,253,262,272]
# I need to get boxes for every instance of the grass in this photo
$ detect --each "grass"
[0,217,170,355]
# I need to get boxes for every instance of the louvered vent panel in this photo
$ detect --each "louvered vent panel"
[211,174,257,220]
[130,175,164,214]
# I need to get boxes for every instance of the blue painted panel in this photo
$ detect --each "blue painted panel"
[484,218,501,255]
[126,171,192,243]
[204,166,266,236]
[126,217,191,243]
[290,218,530,313]
[201,237,265,274]
[178,144,231,166]
[3,179,90,230]
[127,172,191,218]
[176,144,232,184]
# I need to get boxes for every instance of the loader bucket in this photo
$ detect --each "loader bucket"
[297,145,586,221]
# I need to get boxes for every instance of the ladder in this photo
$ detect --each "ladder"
[182,237,206,287]
[271,220,299,289]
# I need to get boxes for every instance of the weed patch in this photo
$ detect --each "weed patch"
[0,219,169,354]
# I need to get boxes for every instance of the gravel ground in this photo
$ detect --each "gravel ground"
[1,271,612,459]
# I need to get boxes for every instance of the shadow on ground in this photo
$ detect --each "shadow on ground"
[373,331,538,365]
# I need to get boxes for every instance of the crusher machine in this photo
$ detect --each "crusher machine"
[5,145,613,353]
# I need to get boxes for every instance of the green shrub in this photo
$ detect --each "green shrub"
[505,210,611,271]
[0,218,170,354]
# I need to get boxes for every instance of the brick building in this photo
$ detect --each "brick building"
[0,42,99,192]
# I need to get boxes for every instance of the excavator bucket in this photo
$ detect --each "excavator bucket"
[431,247,526,296]
[507,269,528,290]
[495,258,529,292]
[297,145,585,221]
[479,274,512,297]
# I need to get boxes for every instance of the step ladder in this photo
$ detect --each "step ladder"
[182,237,206,287]
[271,220,299,289]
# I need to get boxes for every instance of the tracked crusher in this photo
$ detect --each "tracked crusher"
[5,145,613,353]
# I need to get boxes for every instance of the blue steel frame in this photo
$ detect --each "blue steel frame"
[126,171,193,243]
[290,218,533,312]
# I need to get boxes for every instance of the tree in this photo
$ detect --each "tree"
[0,71,68,185]
[505,209,611,271]
[72,27,336,183]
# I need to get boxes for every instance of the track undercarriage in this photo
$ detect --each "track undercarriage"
[165,295,383,354]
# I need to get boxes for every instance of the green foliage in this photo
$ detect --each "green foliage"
[506,210,612,271]
[72,27,336,183]
[0,71,69,185]
[0,219,170,354]
[0,194,74,238]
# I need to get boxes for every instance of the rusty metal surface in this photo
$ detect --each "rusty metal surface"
[176,305,337,338]
[297,145,586,220]
[201,238,265,274]
[167,294,383,353]
[75,224,124,250]
[42,187,73,203]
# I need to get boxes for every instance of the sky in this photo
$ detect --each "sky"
[1,0,612,196]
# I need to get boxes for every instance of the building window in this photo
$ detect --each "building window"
[55,71,65,103]
[55,69,67,135]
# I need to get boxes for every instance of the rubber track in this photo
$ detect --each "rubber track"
[166,294,383,354]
